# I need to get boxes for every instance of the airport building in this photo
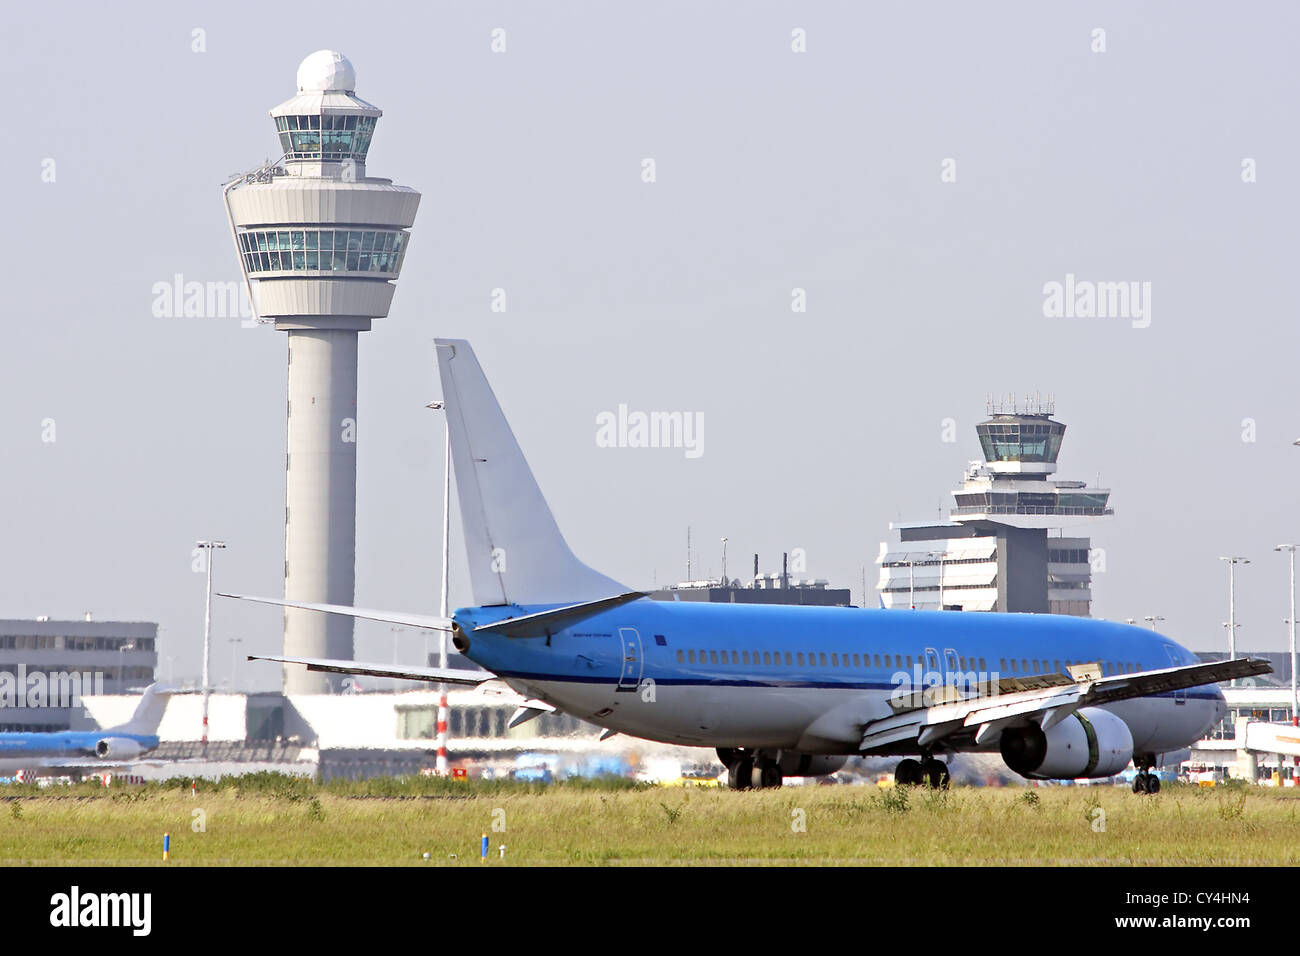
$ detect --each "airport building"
[223,50,421,694]
[0,617,157,731]
[651,553,853,606]
[876,397,1111,614]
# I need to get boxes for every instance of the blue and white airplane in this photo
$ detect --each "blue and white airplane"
[226,340,1269,793]
[0,683,170,778]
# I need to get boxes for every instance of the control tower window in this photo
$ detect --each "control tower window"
[240,229,408,275]
[276,114,377,161]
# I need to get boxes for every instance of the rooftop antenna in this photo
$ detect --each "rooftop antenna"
[686,526,692,581]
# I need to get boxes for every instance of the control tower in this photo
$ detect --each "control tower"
[877,395,1112,615]
[224,51,421,692]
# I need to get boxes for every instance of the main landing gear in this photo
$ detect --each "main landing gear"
[717,748,782,790]
[1132,753,1161,795]
[894,756,950,788]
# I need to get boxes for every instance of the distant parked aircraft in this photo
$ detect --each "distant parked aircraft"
[0,683,172,778]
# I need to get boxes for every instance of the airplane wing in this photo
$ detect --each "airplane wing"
[859,657,1272,752]
[247,655,495,686]
[219,594,453,632]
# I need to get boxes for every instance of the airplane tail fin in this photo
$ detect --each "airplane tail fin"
[435,339,628,607]
[110,683,172,736]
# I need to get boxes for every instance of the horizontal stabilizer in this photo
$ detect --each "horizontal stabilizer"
[220,593,453,632]
[248,655,494,686]
[475,592,647,637]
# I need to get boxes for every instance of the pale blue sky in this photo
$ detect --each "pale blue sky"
[2,1,1297,691]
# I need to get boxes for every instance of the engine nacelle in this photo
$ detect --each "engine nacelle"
[95,737,145,760]
[999,707,1133,780]
[776,752,848,777]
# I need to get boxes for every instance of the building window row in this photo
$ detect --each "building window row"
[0,635,154,652]
[238,229,407,275]
[1048,548,1091,564]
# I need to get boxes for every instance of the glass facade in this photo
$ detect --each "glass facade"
[275,113,377,161]
[238,229,407,275]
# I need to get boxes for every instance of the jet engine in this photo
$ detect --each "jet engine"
[777,752,848,777]
[999,707,1133,780]
[95,738,145,759]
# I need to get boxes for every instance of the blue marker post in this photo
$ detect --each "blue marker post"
[163,832,170,862]
[480,833,488,861]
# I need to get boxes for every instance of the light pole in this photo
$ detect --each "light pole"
[117,641,136,690]
[928,551,947,610]
[1219,556,1249,686]
[196,540,226,754]
[720,538,728,586]
[1276,545,1298,724]
[1143,615,1165,631]
[426,400,452,775]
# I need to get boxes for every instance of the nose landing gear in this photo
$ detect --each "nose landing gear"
[1131,753,1161,794]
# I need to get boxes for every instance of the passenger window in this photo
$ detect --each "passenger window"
[1009,660,1017,673]
[819,653,827,667]
[873,654,881,667]
[676,650,684,663]
[784,652,793,666]
[1021,659,1029,673]
[959,656,967,670]
[979,658,986,671]
[709,650,718,664]
[731,650,739,665]
[1000,658,1007,672]
[831,653,838,667]
[797,652,804,666]
[742,651,750,664]
[1041,660,1048,673]
[1053,660,1060,674]
[906,655,913,668]
[687,650,696,663]
[1032,660,1041,674]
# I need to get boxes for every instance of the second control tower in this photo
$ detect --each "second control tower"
[224,51,421,693]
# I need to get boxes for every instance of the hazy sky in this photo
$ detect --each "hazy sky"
[2,2,1297,692]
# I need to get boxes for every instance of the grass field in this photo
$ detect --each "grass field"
[1,774,1297,866]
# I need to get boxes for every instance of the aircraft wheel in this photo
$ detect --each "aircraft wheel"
[1132,775,1145,794]
[895,758,923,786]
[926,760,950,789]
[727,757,753,791]
[1146,775,1161,795]
[759,762,783,789]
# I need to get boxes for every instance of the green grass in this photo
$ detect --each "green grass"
[1,775,1297,866]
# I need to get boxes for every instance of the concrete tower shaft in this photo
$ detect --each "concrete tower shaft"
[224,51,421,693]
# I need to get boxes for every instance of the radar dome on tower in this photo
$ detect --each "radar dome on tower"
[296,50,356,92]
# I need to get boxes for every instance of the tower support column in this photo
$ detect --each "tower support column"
[284,328,359,693]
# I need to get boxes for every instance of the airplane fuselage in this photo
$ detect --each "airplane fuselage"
[456,602,1224,758]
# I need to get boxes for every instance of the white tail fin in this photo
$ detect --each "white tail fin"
[436,339,628,606]
[110,683,171,735]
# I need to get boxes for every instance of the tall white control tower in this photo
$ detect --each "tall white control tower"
[224,51,421,693]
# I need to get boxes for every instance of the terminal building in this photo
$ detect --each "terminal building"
[876,397,1111,614]
[0,617,157,731]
